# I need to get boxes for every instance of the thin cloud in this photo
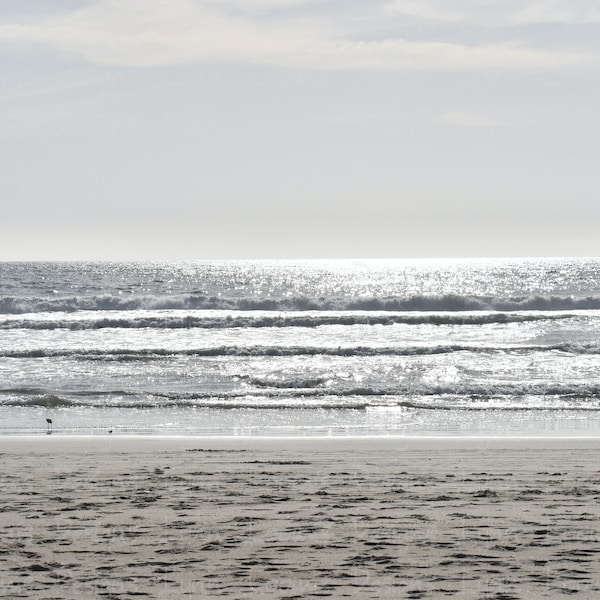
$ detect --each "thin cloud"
[515,1,600,24]
[386,0,600,25]
[0,0,596,69]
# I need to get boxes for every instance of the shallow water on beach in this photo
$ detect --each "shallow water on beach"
[2,258,600,436]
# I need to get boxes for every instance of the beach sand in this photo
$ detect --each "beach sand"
[1,436,600,599]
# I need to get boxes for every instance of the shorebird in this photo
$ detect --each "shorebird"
[46,418,53,434]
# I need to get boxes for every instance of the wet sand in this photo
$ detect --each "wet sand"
[1,436,600,599]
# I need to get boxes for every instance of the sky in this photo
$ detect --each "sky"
[1,0,599,260]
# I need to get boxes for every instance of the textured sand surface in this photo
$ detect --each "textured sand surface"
[1,437,600,599]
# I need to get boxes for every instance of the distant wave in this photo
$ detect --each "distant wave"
[2,341,600,360]
[2,293,600,315]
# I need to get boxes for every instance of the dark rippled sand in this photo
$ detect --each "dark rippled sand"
[1,437,600,599]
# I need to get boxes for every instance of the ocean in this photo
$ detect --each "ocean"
[1,258,600,437]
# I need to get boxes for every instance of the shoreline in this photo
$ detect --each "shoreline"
[3,433,600,456]
[3,433,600,452]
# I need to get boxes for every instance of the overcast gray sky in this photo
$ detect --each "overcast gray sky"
[1,0,599,260]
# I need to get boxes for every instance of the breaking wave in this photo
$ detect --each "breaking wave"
[6,394,81,408]
[248,376,331,389]
[4,382,600,410]
[2,293,600,315]
[0,311,581,330]
[2,341,600,360]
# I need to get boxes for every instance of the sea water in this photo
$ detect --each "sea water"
[1,258,600,436]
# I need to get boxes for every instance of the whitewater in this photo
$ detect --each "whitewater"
[1,258,600,436]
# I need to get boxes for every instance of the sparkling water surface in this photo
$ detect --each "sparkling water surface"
[2,258,600,436]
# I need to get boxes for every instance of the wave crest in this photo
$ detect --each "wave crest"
[3,341,600,360]
[6,394,79,408]
[2,293,600,315]
[0,311,579,330]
